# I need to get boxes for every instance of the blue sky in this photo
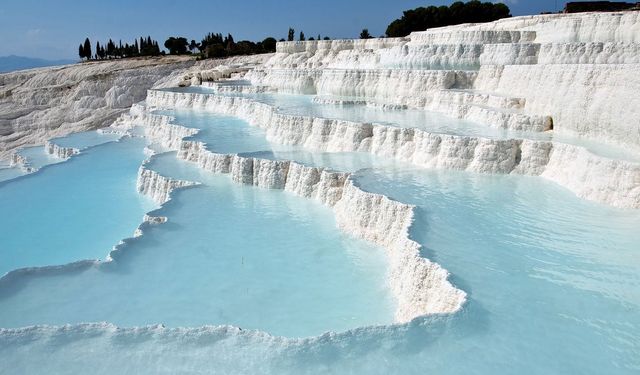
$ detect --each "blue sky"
[0,0,594,59]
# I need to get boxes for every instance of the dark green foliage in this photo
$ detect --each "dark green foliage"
[83,38,92,60]
[234,40,255,55]
[79,35,161,60]
[360,29,372,39]
[262,37,277,52]
[189,40,199,53]
[164,37,189,55]
[299,31,305,41]
[198,32,277,59]
[288,28,295,41]
[225,33,235,52]
[565,1,637,13]
[79,28,280,61]
[139,36,161,56]
[206,44,226,58]
[199,32,228,58]
[385,1,511,37]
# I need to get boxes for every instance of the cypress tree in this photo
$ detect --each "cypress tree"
[83,38,92,60]
[287,28,294,41]
[107,39,115,58]
[299,31,305,41]
[225,33,235,52]
[360,29,372,39]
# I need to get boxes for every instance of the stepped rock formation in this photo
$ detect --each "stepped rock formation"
[129,111,466,322]
[117,12,640,318]
[1,11,639,324]
[140,12,640,208]
[247,12,640,151]
[0,55,270,160]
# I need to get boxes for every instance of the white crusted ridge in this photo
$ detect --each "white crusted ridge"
[311,96,409,111]
[145,89,640,209]
[126,109,466,322]
[201,81,271,94]
[246,68,477,103]
[8,151,33,172]
[136,164,199,205]
[248,12,640,150]
[0,57,197,160]
[0,55,276,162]
[44,140,80,159]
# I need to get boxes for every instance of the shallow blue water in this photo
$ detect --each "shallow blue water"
[0,157,394,336]
[353,167,640,374]
[0,166,24,182]
[154,109,282,154]
[2,164,638,374]
[161,86,640,162]
[0,137,154,275]
[16,145,64,169]
[157,108,402,172]
[50,130,121,149]
[1,89,639,374]
[159,86,512,138]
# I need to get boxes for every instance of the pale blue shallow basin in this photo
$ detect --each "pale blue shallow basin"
[1,88,639,375]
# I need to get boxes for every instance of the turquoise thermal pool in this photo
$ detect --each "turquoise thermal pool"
[0,85,639,375]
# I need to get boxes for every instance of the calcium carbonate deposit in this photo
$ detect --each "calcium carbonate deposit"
[1,12,640,375]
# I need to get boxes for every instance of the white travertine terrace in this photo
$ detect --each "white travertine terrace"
[120,13,640,320]
[128,111,466,322]
[144,89,640,209]
[8,151,33,172]
[136,165,198,205]
[44,140,79,159]
[0,55,270,160]
[247,12,640,151]
[2,11,639,328]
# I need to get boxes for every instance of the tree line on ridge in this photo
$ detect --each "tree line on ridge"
[77,1,512,61]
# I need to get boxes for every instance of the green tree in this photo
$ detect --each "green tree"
[224,33,235,52]
[206,44,226,58]
[106,39,115,58]
[299,31,305,41]
[83,38,92,60]
[360,29,372,39]
[78,44,85,60]
[164,37,189,55]
[385,0,511,37]
[287,28,295,41]
[261,37,277,52]
[189,39,198,53]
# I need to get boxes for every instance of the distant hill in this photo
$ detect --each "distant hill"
[0,55,75,73]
